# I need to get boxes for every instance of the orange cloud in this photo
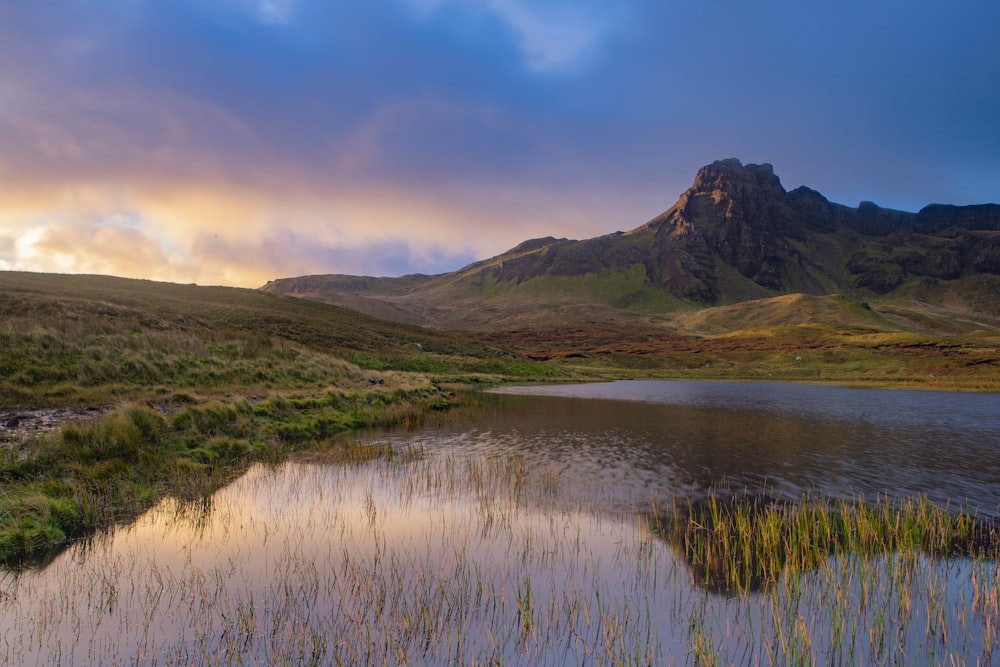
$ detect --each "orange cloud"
[2,168,651,286]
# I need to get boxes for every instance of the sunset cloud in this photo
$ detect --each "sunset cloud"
[0,174,616,286]
[1,1,998,287]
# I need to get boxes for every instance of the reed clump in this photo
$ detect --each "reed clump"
[654,492,1000,595]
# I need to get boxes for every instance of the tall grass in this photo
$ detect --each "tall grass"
[653,492,999,596]
[0,322,366,406]
[0,272,549,409]
[2,450,999,665]
[0,385,465,566]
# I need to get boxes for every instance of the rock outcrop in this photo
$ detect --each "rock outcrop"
[263,158,1000,317]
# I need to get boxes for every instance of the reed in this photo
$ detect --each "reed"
[653,492,1000,596]
[2,450,1000,665]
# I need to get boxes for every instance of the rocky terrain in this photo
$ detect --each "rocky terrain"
[262,159,1000,334]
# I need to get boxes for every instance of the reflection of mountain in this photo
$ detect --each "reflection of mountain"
[263,159,1000,333]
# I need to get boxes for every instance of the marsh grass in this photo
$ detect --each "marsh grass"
[0,385,466,567]
[654,493,1000,596]
[2,449,1000,665]
[0,451,669,665]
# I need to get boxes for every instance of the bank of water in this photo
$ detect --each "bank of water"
[1,381,998,664]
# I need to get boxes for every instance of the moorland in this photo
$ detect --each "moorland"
[2,158,999,570]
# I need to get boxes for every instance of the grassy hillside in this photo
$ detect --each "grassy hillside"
[676,293,892,336]
[0,271,570,408]
[472,290,1000,392]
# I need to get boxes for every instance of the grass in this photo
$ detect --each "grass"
[0,271,554,408]
[483,317,1000,392]
[2,264,999,662]
[653,492,1000,596]
[0,385,475,566]
[0,271,571,566]
[2,449,999,665]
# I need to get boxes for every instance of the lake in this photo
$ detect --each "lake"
[1,381,998,665]
[483,380,1000,516]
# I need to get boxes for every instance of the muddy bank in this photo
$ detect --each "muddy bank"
[0,407,111,446]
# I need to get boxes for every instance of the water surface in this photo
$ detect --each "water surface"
[473,380,1000,515]
[2,380,998,665]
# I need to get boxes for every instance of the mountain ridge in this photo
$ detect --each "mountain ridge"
[262,159,1000,332]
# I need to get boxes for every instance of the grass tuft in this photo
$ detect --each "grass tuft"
[653,492,1000,595]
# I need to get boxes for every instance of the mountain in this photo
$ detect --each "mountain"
[262,159,1000,332]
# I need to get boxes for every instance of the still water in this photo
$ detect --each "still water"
[1,381,998,665]
[448,380,1000,516]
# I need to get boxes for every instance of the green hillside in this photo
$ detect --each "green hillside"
[675,293,892,336]
[0,271,568,409]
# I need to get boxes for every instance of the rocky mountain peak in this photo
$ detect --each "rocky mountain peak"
[691,158,785,196]
[639,159,796,295]
[653,158,791,235]
[264,158,1000,325]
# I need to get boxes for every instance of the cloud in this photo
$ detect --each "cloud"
[0,85,261,184]
[0,233,15,270]
[0,176,512,285]
[482,0,625,71]
[251,0,296,25]
[331,95,506,175]
[404,0,626,72]
[1,0,998,291]
[5,213,187,281]
[191,230,476,284]
[0,163,660,287]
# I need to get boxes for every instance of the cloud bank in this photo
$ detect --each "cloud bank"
[1,0,998,286]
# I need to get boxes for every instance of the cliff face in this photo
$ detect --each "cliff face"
[629,158,1000,300]
[640,159,800,297]
[263,159,1000,319]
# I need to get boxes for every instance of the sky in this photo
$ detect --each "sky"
[1,1,998,287]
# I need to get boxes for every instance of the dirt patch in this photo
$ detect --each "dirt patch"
[0,407,112,446]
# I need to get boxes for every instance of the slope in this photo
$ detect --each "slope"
[263,159,1000,334]
[0,271,556,409]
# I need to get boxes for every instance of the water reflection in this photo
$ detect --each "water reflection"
[0,457,670,665]
[428,381,1000,515]
[2,381,999,665]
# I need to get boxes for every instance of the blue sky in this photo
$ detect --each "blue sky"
[1,0,998,286]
